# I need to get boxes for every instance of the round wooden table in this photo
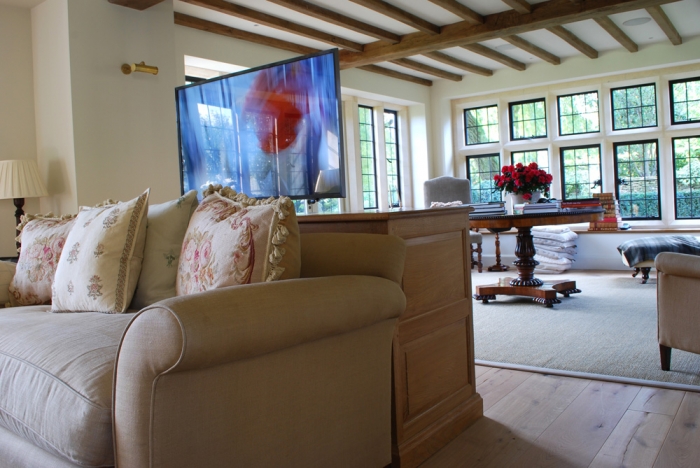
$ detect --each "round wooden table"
[469,208,604,307]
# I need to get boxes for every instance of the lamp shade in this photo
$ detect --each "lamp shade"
[0,159,49,200]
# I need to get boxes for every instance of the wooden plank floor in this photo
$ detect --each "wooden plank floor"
[419,365,700,468]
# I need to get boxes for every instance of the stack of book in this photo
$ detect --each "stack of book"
[517,200,562,214]
[589,193,622,231]
[468,202,506,217]
[561,198,603,210]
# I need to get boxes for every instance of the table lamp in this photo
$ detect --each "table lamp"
[0,159,49,251]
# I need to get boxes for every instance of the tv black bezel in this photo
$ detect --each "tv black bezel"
[175,48,346,201]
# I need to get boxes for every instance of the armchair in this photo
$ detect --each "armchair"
[423,176,482,272]
[655,252,700,370]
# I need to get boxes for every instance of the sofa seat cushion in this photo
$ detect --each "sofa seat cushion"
[0,306,133,467]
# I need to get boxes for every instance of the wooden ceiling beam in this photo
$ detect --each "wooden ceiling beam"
[174,14,431,86]
[594,16,639,52]
[546,25,598,58]
[349,0,441,35]
[461,43,526,71]
[266,0,401,44]
[501,0,532,14]
[423,51,493,76]
[174,13,318,55]
[180,0,364,52]
[358,65,433,86]
[390,58,463,81]
[503,35,560,64]
[646,5,682,45]
[107,0,164,10]
[339,0,680,69]
[427,0,484,25]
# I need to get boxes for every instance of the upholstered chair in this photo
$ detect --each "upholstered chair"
[655,252,700,370]
[423,176,483,273]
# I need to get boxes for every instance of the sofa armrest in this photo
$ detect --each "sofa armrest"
[655,252,700,278]
[0,261,16,306]
[300,233,406,284]
[113,275,406,468]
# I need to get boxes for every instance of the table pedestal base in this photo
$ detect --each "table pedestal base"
[473,277,581,308]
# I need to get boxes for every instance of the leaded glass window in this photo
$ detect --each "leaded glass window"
[509,98,547,140]
[614,140,660,220]
[384,110,401,207]
[557,91,599,136]
[358,105,378,209]
[673,136,700,218]
[560,145,602,200]
[464,105,499,145]
[611,84,657,130]
[670,77,700,125]
[466,154,501,203]
[511,149,549,173]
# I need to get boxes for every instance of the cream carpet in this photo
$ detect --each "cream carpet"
[472,269,700,387]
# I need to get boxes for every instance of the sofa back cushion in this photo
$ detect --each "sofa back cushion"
[8,214,76,306]
[130,190,198,310]
[51,190,149,313]
[176,189,299,295]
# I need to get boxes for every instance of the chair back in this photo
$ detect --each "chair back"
[423,176,471,207]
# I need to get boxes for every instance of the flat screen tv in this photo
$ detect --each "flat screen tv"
[176,49,345,201]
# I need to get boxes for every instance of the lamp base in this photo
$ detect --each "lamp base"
[13,197,24,252]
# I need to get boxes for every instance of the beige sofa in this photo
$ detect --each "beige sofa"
[655,251,700,371]
[0,232,406,468]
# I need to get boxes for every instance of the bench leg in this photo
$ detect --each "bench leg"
[632,267,652,284]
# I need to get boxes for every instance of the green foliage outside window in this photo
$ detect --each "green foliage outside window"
[615,141,660,219]
[671,78,700,125]
[510,99,547,140]
[611,84,657,130]
[467,154,501,203]
[561,146,602,200]
[465,105,499,145]
[558,92,599,135]
[511,149,549,173]
[359,105,378,209]
[384,110,401,207]
[673,136,700,218]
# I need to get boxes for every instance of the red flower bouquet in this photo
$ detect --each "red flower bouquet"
[493,162,553,200]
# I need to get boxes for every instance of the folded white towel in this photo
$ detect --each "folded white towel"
[536,247,576,261]
[532,230,578,242]
[532,226,571,234]
[535,254,573,266]
[534,238,577,248]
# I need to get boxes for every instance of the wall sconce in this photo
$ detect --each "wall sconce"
[121,61,158,75]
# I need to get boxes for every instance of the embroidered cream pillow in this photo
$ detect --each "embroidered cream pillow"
[7,214,76,306]
[51,190,149,313]
[129,190,199,310]
[176,187,300,296]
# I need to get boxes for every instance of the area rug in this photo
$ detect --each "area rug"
[472,269,700,387]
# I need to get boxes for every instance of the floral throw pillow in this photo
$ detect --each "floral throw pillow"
[7,214,76,306]
[175,187,300,296]
[51,190,150,313]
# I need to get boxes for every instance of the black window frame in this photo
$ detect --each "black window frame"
[557,91,600,136]
[466,153,502,203]
[610,83,658,131]
[509,98,547,141]
[613,139,661,221]
[358,104,379,210]
[559,144,603,201]
[384,109,402,208]
[672,135,700,219]
[463,104,499,146]
[670,76,700,125]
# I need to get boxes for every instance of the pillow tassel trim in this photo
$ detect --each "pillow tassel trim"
[203,184,293,282]
[112,191,149,313]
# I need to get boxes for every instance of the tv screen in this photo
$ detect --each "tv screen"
[176,49,345,200]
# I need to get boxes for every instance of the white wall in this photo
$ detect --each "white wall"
[32,0,76,217]
[0,4,40,257]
